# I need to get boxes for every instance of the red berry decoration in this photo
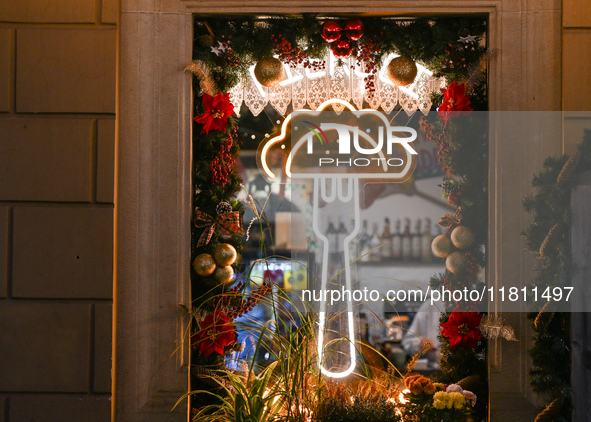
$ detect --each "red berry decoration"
[331,36,353,59]
[343,18,364,41]
[321,20,342,43]
[209,130,237,187]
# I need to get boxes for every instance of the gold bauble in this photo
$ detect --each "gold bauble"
[254,57,285,88]
[213,243,237,266]
[193,253,216,276]
[386,56,418,86]
[446,251,468,274]
[431,234,453,258]
[213,265,235,284]
[450,226,475,249]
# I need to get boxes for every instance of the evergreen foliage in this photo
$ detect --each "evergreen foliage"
[522,130,591,422]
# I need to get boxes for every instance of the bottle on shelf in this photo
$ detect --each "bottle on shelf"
[359,219,371,262]
[421,217,433,263]
[392,218,402,261]
[401,218,412,261]
[411,218,422,262]
[338,215,348,253]
[380,217,393,261]
[349,218,357,261]
[368,222,381,262]
[307,191,318,256]
[326,216,339,256]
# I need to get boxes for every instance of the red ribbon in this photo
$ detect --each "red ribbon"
[439,207,464,235]
[194,210,245,247]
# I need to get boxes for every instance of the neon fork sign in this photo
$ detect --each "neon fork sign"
[260,99,417,378]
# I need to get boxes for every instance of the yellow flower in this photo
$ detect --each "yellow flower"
[433,399,446,409]
[433,391,453,409]
[449,392,465,403]
[433,391,448,401]
[449,392,466,409]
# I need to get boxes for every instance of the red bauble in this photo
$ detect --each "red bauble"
[321,20,342,43]
[331,36,353,59]
[343,18,364,41]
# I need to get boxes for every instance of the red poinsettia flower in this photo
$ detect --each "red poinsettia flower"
[438,81,473,126]
[440,308,483,349]
[193,310,236,356]
[194,92,234,134]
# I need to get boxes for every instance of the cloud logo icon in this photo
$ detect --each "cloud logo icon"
[259,99,417,182]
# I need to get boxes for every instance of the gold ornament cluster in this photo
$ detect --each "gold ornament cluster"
[254,55,419,88]
[431,225,475,274]
[193,243,238,284]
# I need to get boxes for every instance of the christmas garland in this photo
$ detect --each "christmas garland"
[187,14,490,419]
[419,86,489,421]
[192,16,487,104]
[522,131,591,422]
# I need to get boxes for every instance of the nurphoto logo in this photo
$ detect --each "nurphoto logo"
[288,103,418,178]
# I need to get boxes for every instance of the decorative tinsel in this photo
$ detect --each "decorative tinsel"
[185,60,219,97]
[533,301,554,329]
[534,397,565,422]
[459,52,489,96]
[191,365,227,389]
[479,315,517,341]
[557,151,581,184]
[539,223,562,257]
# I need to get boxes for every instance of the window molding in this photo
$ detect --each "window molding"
[114,1,561,420]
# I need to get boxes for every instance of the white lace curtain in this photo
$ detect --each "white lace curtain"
[229,53,445,117]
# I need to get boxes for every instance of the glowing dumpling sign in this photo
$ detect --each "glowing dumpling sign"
[259,99,418,378]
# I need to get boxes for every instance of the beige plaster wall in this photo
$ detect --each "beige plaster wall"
[563,0,591,154]
[0,1,116,420]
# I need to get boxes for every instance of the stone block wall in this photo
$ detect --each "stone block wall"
[0,1,116,420]
[0,0,590,420]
